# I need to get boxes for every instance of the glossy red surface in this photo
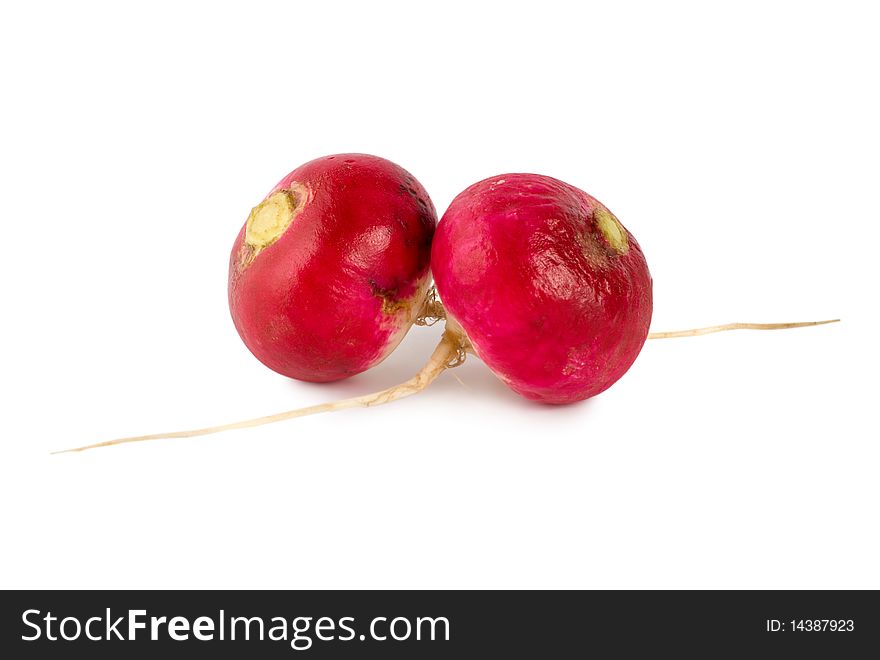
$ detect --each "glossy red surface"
[229,154,436,382]
[432,174,652,404]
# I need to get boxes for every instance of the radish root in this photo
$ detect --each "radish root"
[52,311,839,454]
[414,286,446,327]
[647,318,839,340]
[53,328,467,454]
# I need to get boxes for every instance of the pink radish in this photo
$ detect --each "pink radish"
[432,173,652,403]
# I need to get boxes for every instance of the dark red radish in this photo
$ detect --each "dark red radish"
[229,154,436,382]
[432,173,652,403]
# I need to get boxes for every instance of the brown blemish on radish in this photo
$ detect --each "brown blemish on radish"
[369,280,413,316]
[380,296,409,315]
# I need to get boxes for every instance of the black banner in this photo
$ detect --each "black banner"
[1,590,877,657]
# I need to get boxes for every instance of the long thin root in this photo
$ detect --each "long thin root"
[648,318,839,339]
[54,315,839,454]
[53,329,465,454]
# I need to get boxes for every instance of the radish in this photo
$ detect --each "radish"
[56,172,837,453]
[432,174,652,403]
[229,153,437,382]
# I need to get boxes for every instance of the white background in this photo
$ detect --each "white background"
[1,1,877,588]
